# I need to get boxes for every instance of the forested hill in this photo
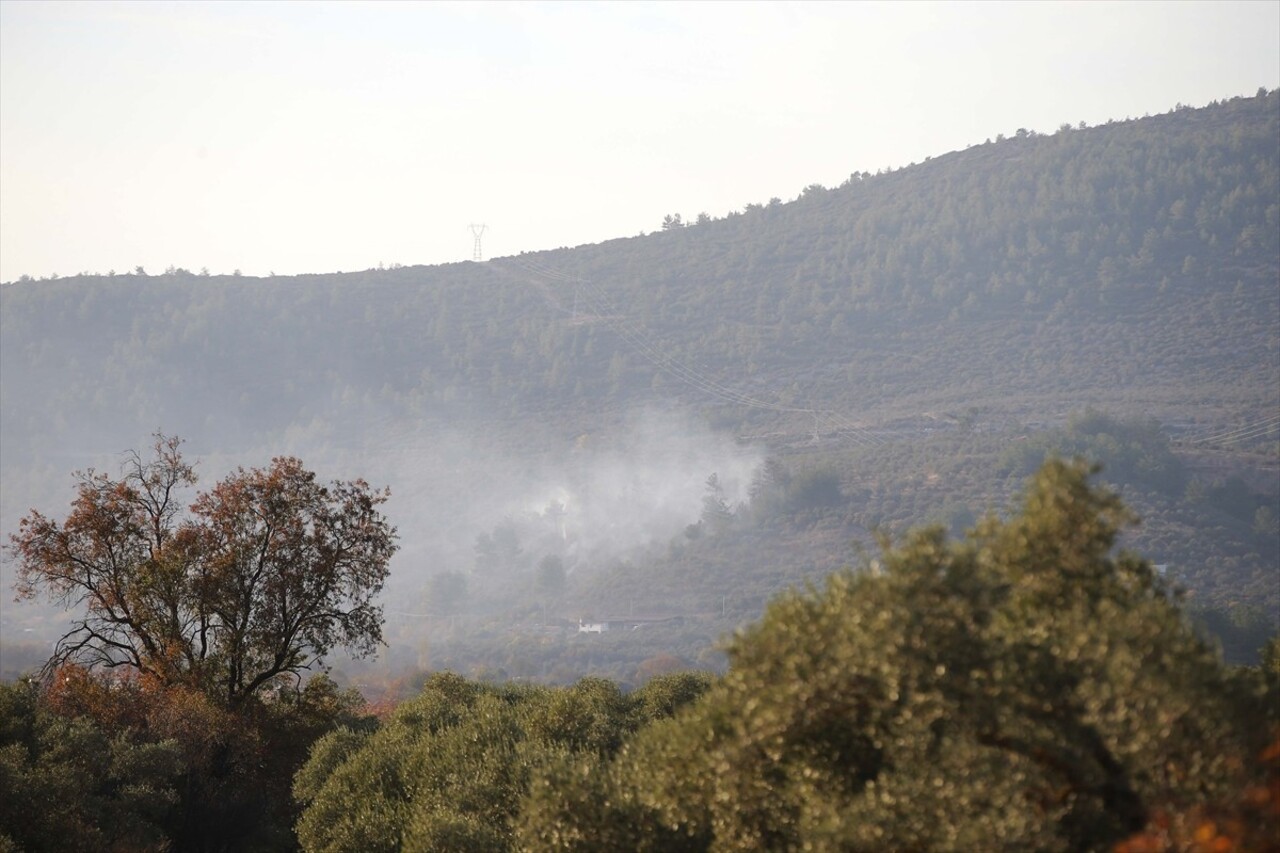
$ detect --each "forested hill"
[2,91,1277,671]
[3,91,1277,449]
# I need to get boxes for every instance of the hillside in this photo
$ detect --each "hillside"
[2,90,1277,680]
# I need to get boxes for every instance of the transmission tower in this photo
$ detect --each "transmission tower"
[469,223,487,262]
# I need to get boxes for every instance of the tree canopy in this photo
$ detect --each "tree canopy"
[292,670,714,852]
[515,459,1278,851]
[10,435,397,707]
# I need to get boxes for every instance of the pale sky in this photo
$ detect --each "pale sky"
[1,0,1276,283]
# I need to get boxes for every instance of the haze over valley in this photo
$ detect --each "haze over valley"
[3,90,1278,685]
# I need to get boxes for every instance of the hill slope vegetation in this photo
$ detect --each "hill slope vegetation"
[2,90,1277,678]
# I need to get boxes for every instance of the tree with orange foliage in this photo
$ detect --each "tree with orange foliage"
[10,435,397,708]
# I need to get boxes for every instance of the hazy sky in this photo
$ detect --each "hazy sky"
[1,0,1276,282]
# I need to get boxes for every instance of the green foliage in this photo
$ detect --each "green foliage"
[518,460,1275,850]
[0,680,183,852]
[746,459,843,523]
[629,671,715,723]
[525,677,629,754]
[786,467,844,511]
[1263,635,1280,677]
[294,670,714,852]
[1201,475,1272,524]
[292,726,371,808]
[403,809,508,851]
[516,751,707,853]
[1000,409,1186,494]
[1188,605,1279,666]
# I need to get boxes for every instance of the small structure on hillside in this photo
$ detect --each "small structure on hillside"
[577,616,684,634]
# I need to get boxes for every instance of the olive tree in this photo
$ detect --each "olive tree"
[518,459,1275,851]
[294,671,714,852]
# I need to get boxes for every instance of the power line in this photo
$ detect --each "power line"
[1180,414,1280,447]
